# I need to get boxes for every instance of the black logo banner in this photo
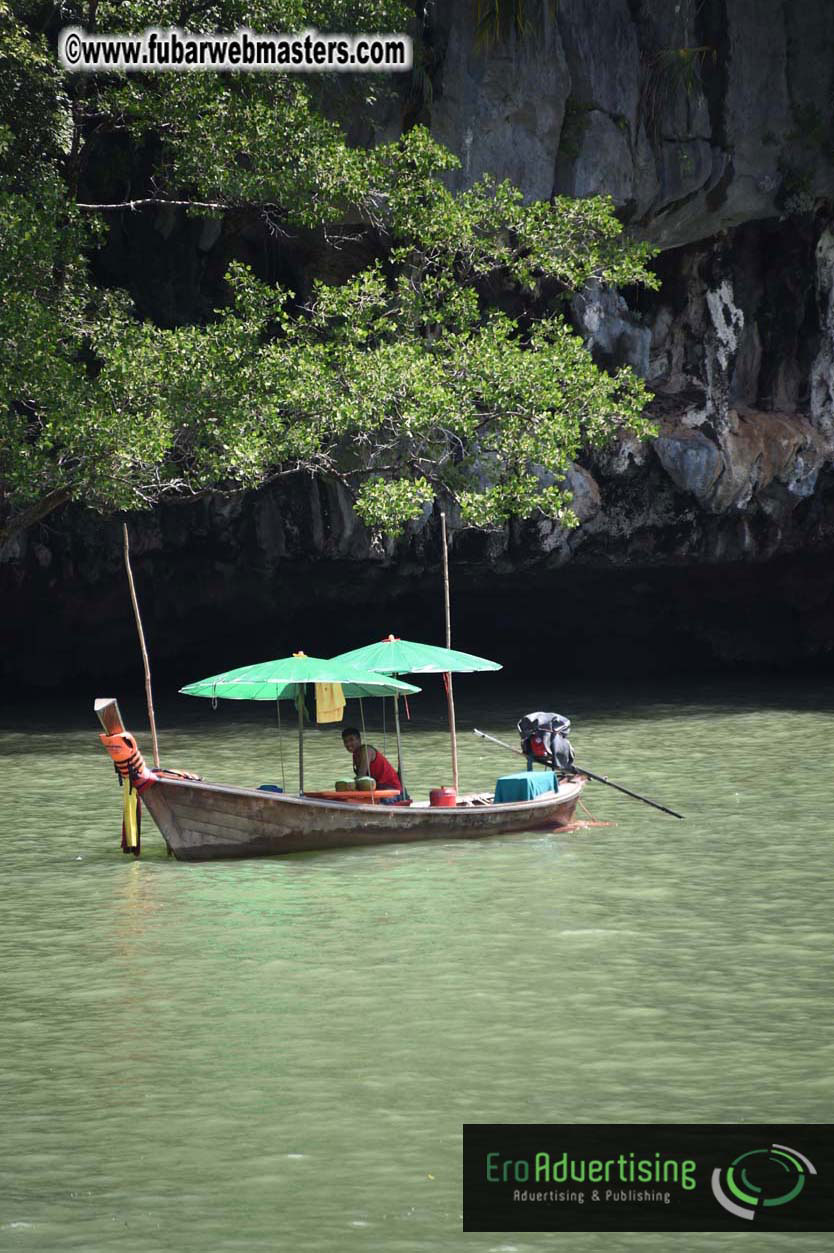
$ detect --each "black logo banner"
[463,1124,833,1231]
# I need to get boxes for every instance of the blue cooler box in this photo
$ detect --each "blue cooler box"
[493,770,559,804]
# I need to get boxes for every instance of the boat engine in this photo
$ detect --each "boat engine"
[517,712,575,772]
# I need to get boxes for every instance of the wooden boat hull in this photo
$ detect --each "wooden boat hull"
[95,695,583,862]
[142,775,584,861]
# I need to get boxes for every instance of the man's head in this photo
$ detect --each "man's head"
[342,727,361,753]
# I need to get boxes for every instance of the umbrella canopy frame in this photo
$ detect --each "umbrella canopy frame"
[329,635,501,795]
[180,653,420,793]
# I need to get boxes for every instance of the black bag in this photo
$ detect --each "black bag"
[517,711,575,771]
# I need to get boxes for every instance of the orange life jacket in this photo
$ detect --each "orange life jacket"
[99,731,154,791]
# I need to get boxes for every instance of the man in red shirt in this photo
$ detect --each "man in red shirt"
[342,727,402,792]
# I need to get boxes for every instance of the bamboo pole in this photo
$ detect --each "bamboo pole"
[440,512,459,792]
[122,524,160,768]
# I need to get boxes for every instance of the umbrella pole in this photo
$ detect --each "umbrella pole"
[358,697,368,764]
[440,511,459,792]
[297,683,304,793]
[276,697,286,793]
[393,694,406,798]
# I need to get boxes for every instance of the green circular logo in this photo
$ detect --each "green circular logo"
[711,1143,817,1220]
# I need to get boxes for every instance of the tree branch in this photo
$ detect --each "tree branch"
[76,198,233,212]
[0,487,71,547]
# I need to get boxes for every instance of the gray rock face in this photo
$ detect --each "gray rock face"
[572,282,652,377]
[557,0,640,127]
[653,409,827,515]
[654,427,723,503]
[428,0,834,249]
[704,278,746,429]
[430,3,569,202]
[552,0,641,208]
[565,462,602,523]
[653,138,714,214]
[810,228,834,437]
[719,0,790,215]
[555,109,635,205]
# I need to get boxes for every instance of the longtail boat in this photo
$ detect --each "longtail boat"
[95,698,585,862]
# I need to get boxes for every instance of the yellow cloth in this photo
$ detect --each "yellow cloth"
[123,784,140,850]
[315,681,345,724]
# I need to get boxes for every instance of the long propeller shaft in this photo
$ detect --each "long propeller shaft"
[473,728,684,820]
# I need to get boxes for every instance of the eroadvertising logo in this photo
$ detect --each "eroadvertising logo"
[711,1142,817,1220]
[462,1124,833,1232]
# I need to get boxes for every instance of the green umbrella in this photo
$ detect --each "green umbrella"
[331,636,502,676]
[181,652,420,792]
[330,635,502,794]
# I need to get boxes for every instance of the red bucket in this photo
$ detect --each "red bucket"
[429,787,457,808]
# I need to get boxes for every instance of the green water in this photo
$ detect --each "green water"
[2,676,832,1252]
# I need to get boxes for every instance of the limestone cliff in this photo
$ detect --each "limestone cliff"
[430,0,834,548]
[4,0,834,686]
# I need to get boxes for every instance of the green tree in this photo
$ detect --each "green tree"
[0,0,658,546]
